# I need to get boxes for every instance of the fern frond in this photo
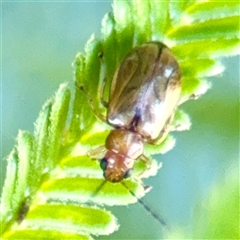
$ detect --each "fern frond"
[1,0,239,239]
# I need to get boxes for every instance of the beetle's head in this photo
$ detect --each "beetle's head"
[100,150,133,183]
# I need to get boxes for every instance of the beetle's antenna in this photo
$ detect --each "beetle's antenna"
[90,180,108,199]
[121,181,169,230]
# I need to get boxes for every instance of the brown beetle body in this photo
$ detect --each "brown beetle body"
[96,42,181,182]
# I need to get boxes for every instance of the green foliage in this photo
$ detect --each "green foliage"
[164,165,239,239]
[193,165,239,239]
[1,0,239,239]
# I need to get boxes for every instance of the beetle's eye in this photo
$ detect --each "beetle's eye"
[100,158,108,171]
[123,168,133,179]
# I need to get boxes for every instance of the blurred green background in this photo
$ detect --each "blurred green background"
[2,2,239,239]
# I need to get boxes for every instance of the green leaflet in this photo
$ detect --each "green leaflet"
[168,16,239,42]
[186,1,240,21]
[41,177,145,206]
[4,230,93,240]
[1,0,239,239]
[25,204,118,235]
[172,38,240,59]
[1,149,20,229]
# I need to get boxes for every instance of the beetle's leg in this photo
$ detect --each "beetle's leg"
[99,76,109,108]
[98,50,109,109]
[134,154,152,179]
[88,145,106,159]
[77,84,107,122]
[139,154,151,169]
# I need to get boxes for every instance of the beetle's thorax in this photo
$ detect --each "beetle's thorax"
[103,129,144,182]
[105,129,144,158]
